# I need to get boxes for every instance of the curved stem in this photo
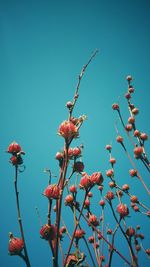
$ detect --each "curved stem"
[14,166,31,267]
[69,49,98,119]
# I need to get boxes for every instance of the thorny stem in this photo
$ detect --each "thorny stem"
[109,202,138,267]
[14,166,31,267]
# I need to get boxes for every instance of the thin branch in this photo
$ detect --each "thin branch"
[14,166,31,267]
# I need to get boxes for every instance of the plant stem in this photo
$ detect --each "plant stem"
[109,202,138,267]
[14,166,31,267]
[80,209,132,266]
[55,143,69,266]
[63,192,87,267]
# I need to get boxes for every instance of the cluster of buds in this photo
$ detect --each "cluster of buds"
[58,120,79,141]
[7,142,25,166]
[56,146,82,162]
[58,116,86,142]
[79,172,103,191]
[8,233,24,255]
[43,184,61,199]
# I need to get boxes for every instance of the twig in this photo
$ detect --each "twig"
[14,166,31,267]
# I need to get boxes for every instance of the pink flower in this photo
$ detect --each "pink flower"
[58,120,78,140]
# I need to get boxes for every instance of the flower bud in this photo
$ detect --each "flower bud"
[7,142,22,154]
[117,203,129,217]
[8,233,24,255]
[58,120,78,140]
[43,184,61,199]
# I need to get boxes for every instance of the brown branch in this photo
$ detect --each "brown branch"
[14,166,31,267]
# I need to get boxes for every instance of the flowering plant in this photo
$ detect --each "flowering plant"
[6,51,150,267]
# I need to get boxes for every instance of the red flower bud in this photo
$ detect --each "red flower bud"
[84,198,90,208]
[7,142,22,154]
[134,146,143,158]
[117,203,129,218]
[88,191,93,197]
[65,194,74,205]
[43,184,61,199]
[134,130,140,137]
[106,169,114,177]
[99,199,105,207]
[106,144,112,151]
[75,229,85,239]
[68,148,73,158]
[122,184,130,191]
[125,124,133,131]
[126,227,135,237]
[8,233,24,255]
[132,108,139,115]
[133,205,139,212]
[125,93,131,99]
[88,214,99,227]
[116,135,123,143]
[79,174,92,190]
[105,191,115,201]
[66,101,73,109]
[128,86,134,93]
[40,224,56,240]
[55,152,63,160]
[73,147,81,157]
[129,169,137,177]
[109,158,116,164]
[112,103,119,110]
[109,181,115,188]
[58,120,78,140]
[130,195,138,203]
[128,116,135,124]
[140,133,148,141]
[90,172,103,185]
[69,185,77,193]
[73,161,84,173]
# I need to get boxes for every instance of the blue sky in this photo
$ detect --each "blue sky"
[0,0,150,266]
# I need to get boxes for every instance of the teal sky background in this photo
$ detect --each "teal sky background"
[0,0,150,266]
